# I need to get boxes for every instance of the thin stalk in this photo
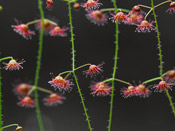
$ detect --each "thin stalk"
[144,9,153,20]
[59,70,72,76]
[2,124,18,130]
[151,0,175,116]
[74,63,91,71]
[103,78,130,86]
[68,1,92,130]
[101,8,130,13]
[142,77,162,84]
[37,87,53,94]
[108,0,118,131]
[44,19,57,25]
[165,89,175,116]
[33,0,45,130]
[26,19,42,25]
[0,63,2,131]
[0,57,13,62]
[138,4,152,9]
[154,0,171,9]
[27,19,57,26]
[163,71,169,77]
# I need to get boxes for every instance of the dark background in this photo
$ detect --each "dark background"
[0,0,175,131]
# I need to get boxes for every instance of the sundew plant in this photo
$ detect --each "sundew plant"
[0,0,175,130]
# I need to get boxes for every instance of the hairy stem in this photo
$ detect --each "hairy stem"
[108,0,119,131]
[73,72,92,131]
[151,0,175,116]
[68,1,92,130]
[33,0,45,130]
[68,1,75,71]
[151,0,163,77]
[165,89,175,116]
[0,63,2,131]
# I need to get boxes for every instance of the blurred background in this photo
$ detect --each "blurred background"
[0,0,175,130]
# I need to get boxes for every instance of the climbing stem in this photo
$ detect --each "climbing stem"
[0,63,2,131]
[151,0,175,116]
[68,1,92,130]
[33,0,45,130]
[151,0,163,78]
[73,72,92,131]
[165,89,175,116]
[68,0,75,71]
[108,0,119,131]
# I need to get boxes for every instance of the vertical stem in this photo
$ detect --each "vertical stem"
[68,1,92,130]
[151,0,175,116]
[151,0,163,77]
[34,0,45,130]
[68,1,75,71]
[108,0,118,131]
[165,89,175,116]
[0,63,2,131]
[73,72,92,131]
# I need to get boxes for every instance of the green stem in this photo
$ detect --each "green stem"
[68,1,92,130]
[142,77,162,84]
[165,89,175,116]
[0,57,13,62]
[101,8,130,13]
[163,71,169,77]
[0,63,2,131]
[154,0,171,9]
[26,19,42,25]
[74,63,91,71]
[151,0,175,116]
[103,78,130,86]
[68,1,75,71]
[138,4,152,9]
[0,6,2,12]
[151,0,163,78]
[59,70,72,76]
[108,0,118,131]
[37,86,53,94]
[33,0,45,130]
[2,124,18,130]
[44,19,57,25]
[73,72,92,131]
[144,9,153,20]
[27,19,57,26]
